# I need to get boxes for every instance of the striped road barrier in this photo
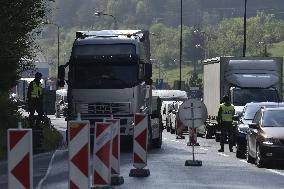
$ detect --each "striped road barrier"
[105,119,124,186]
[68,120,90,189]
[8,129,33,189]
[93,122,112,188]
[129,114,150,177]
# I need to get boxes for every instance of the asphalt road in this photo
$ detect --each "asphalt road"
[1,116,284,189]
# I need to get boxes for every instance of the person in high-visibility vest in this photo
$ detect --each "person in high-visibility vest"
[27,72,43,126]
[217,95,235,152]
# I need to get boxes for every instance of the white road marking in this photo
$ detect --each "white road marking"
[200,147,208,151]
[239,159,247,163]
[218,153,229,157]
[36,150,59,189]
[171,139,176,142]
[267,169,284,177]
[174,140,180,143]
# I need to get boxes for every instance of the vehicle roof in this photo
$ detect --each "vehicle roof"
[152,90,188,100]
[74,30,145,46]
[56,89,67,96]
[245,102,284,108]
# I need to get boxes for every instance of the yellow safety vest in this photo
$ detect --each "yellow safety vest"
[31,82,43,98]
[220,103,234,122]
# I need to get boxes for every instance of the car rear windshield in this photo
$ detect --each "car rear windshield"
[263,110,284,127]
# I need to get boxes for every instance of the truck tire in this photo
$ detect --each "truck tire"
[215,133,220,142]
[152,123,162,149]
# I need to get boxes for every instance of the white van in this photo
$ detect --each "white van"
[161,101,175,131]
[55,89,68,117]
[153,90,188,132]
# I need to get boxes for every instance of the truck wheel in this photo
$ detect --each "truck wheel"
[152,123,162,149]
[215,134,220,142]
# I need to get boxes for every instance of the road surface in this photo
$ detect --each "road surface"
[1,117,284,189]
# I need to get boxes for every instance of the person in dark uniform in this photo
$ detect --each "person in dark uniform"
[217,95,235,152]
[27,72,43,126]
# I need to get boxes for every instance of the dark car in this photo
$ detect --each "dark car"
[246,107,284,167]
[235,102,284,158]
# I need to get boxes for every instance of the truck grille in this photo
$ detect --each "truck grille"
[78,102,131,116]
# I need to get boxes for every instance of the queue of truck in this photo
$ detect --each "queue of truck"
[52,27,283,166]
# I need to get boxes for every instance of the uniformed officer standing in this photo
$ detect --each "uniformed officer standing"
[27,72,43,126]
[217,95,235,152]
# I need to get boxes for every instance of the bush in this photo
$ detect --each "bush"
[42,121,63,152]
[23,117,63,153]
[0,92,22,160]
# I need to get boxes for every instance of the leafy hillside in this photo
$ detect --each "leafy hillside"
[269,41,284,58]
[41,1,284,83]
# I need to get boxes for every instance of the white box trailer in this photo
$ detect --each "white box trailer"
[202,57,283,139]
[203,57,282,118]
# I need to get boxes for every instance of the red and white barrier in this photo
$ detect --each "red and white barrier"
[68,121,90,189]
[105,119,120,176]
[176,117,185,139]
[8,129,33,189]
[187,127,198,146]
[105,119,124,185]
[93,122,112,187]
[129,114,150,177]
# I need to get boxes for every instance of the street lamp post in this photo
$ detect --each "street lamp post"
[179,0,183,90]
[243,0,247,57]
[94,11,118,29]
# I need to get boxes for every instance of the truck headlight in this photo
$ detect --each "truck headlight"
[263,138,280,145]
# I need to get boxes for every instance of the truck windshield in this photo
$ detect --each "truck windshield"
[73,44,136,56]
[73,63,138,89]
[233,89,279,106]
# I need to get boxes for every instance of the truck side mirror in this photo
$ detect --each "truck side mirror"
[144,63,152,78]
[58,65,66,87]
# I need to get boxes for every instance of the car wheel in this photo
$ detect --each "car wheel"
[152,123,162,149]
[256,145,265,168]
[166,121,170,132]
[246,142,254,163]
[215,133,220,142]
[205,128,212,139]
[235,143,244,158]
[170,126,175,134]
[166,126,170,132]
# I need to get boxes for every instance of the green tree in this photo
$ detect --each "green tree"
[0,1,52,128]
[203,12,284,57]
[0,0,52,92]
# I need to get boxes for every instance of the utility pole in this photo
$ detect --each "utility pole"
[243,0,247,57]
[179,0,183,90]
